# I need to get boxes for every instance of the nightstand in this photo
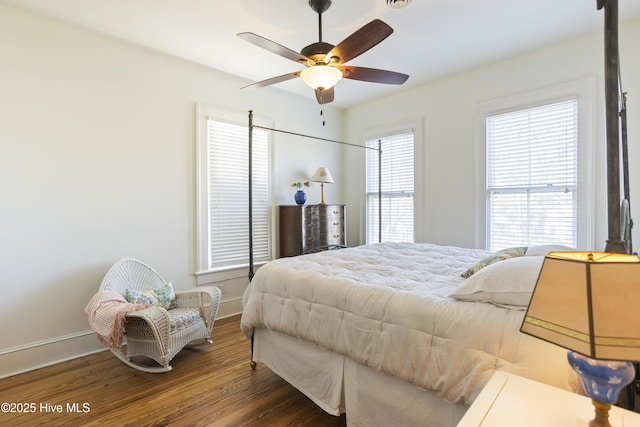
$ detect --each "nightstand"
[457,371,640,427]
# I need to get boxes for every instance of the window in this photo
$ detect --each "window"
[486,100,578,251]
[476,78,594,251]
[196,106,271,274]
[365,131,415,244]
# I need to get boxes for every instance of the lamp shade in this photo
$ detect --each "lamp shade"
[520,251,640,361]
[300,66,342,91]
[310,167,335,184]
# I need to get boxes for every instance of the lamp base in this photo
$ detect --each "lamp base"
[567,351,635,427]
[590,400,612,427]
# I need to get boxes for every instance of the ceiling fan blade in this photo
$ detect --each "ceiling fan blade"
[340,66,409,85]
[315,87,334,104]
[238,32,313,65]
[241,72,301,90]
[325,19,393,65]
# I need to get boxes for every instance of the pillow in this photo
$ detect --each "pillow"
[124,282,176,309]
[450,256,545,309]
[460,246,529,279]
[525,244,574,256]
[461,253,512,278]
[498,246,528,258]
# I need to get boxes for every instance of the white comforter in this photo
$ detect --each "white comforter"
[241,242,578,404]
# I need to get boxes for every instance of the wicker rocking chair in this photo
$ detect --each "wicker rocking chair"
[97,258,221,373]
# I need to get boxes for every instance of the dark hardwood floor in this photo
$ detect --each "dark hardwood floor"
[0,315,347,426]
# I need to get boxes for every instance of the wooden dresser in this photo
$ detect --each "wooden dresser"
[279,204,346,257]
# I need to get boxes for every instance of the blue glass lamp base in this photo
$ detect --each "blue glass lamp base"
[567,350,635,427]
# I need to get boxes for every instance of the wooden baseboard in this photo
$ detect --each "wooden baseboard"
[0,332,104,380]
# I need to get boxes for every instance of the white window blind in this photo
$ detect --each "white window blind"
[366,131,415,244]
[486,99,578,251]
[207,118,269,269]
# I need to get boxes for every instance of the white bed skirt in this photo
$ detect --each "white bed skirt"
[253,327,469,427]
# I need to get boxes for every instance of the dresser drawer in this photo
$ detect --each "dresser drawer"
[329,217,345,232]
[305,206,344,220]
[313,229,343,240]
[324,234,345,246]
[304,218,343,231]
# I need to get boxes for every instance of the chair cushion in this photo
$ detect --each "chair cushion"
[167,308,202,333]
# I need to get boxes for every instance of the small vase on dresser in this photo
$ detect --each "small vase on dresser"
[294,190,307,205]
[291,181,310,205]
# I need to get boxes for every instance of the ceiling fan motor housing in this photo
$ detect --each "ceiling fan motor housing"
[301,42,335,64]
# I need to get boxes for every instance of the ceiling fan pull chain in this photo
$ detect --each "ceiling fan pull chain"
[317,90,325,126]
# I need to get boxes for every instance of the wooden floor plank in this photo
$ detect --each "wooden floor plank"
[0,315,346,427]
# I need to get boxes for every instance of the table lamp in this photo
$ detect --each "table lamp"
[311,167,334,204]
[520,251,640,427]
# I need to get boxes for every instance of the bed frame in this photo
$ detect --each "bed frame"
[246,110,383,281]
[598,0,636,408]
[244,0,635,416]
[599,0,633,255]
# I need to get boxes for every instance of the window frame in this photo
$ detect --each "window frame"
[195,105,274,283]
[362,119,423,244]
[474,78,595,250]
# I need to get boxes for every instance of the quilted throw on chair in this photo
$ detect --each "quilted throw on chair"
[85,290,150,351]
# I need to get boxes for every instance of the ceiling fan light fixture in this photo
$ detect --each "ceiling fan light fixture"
[386,0,411,9]
[300,65,342,91]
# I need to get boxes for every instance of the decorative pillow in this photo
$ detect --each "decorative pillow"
[450,256,545,309]
[498,246,528,258]
[125,282,176,310]
[460,246,529,278]
[525,244,574,256]
[461,253,512,278]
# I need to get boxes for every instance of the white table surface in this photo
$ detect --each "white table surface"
[457,371,640,427]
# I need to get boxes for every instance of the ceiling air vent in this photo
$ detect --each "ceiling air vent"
[386,0,412,9]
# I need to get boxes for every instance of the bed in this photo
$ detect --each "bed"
[240,242,581,426]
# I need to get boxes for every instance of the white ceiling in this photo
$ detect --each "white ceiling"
[4,0,640,108]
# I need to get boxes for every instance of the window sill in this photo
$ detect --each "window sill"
[195,262,265,285]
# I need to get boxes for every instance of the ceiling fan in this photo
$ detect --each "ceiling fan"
[238,0,409,105]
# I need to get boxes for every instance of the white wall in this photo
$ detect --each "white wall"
[2,2,639,378]
[0,3,344,377]
[343,16,640,252]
